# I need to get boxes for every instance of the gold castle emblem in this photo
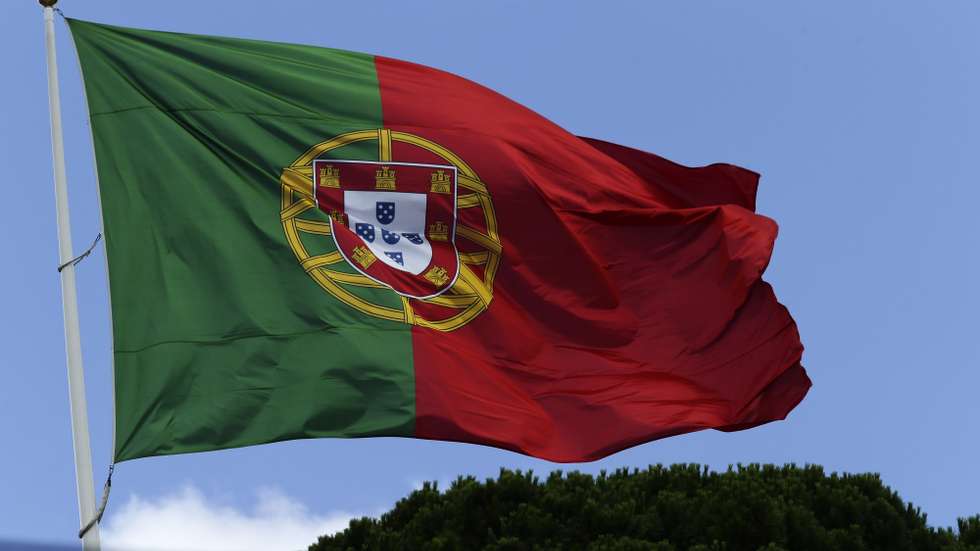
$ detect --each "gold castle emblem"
[328,210,346,226]
[351,246,376,269]
[319,165,340,188]
[430,170,451,194]
[428,221,449,241]
[375,166,396,190]
[424,266,450,286]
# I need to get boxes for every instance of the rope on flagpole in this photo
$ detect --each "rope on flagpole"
[57,233,102,273]
[78,464,114,539]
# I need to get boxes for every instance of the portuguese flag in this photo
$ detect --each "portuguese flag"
[69,19,810,463]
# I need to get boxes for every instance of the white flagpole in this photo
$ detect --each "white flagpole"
[41,2,102,549]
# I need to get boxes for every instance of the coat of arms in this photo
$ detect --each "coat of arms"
[280,129,501,331]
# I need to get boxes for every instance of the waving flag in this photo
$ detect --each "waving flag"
[69,19,809,463]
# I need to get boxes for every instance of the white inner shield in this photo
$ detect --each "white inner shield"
[344,190,432,275]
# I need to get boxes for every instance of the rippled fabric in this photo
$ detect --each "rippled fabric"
[70,18,808,463]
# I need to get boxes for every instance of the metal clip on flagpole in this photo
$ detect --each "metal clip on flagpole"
[41,1,103,549]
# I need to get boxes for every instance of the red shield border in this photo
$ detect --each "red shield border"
[313,159,460,299]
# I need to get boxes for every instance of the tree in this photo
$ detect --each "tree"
[310,464,979,551]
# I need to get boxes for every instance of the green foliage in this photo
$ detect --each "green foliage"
[310,464,979,551]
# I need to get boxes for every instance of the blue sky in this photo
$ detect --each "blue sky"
[2,1,978,548]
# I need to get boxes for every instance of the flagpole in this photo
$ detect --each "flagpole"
[41,2,101,549]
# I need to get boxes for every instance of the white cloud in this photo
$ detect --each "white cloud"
[101,485,360,551]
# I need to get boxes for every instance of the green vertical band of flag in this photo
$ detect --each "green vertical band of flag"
[68,19,415,461]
